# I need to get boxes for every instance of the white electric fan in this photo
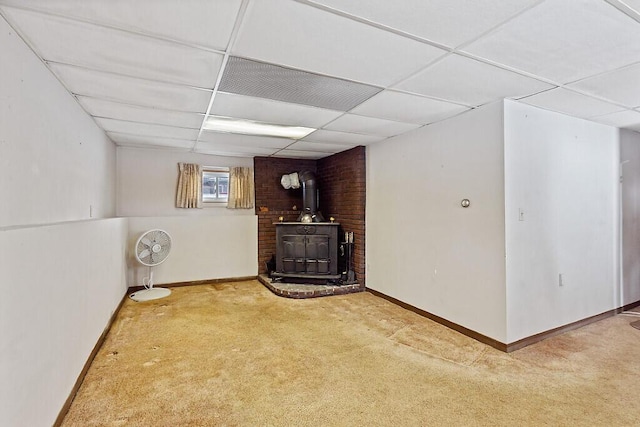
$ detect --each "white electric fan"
[129,229,172,302]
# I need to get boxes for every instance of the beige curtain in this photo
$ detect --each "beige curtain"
[227,167,254,209]
[176,163,202,208]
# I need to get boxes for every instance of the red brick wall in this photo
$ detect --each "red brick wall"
[254,157,316,274]
[254,149,366,286]
[317,146,366,286]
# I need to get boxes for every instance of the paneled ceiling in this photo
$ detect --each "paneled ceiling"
[2,0,640,159]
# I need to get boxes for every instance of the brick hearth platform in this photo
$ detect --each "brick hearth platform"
[257,274,363,299]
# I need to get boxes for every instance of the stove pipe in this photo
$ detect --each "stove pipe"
[298,171,324,222]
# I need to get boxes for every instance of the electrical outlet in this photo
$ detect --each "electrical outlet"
[559,273,564,287]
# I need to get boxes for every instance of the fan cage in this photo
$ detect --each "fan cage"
[135,229,172,267]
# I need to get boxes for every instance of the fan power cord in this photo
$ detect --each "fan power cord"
[142,269,154,290]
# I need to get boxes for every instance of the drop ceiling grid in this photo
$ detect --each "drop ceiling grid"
[0,0,243,52]
[349,90,470,124]
[0,6,225,88]
[568,60,640,108]
[461,0,640,85]
[231,0,448,87]
[306,0,640,130]
[193,0,252,154]
[517,87,626,119]
[395,54,555,107]
[95,118,200,141]
[108,132,196,150]
[48,64,214,113]
[3,0,640,158]
[209,92,345,129]
[0,3,249,154]
[303,129,386,145]
[77,97,205,130]
[299,0,545,49]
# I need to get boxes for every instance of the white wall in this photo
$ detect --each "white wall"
[367,102,508,342]
[127,215,258,286]
[504,100,619,343]
[117,147,252,217]
[0,18,115,228]
[0,15,127,426]
[118,147,258,284]
[620,129,640,305]
[0,219,128,427]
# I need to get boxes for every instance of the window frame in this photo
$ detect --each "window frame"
[202,167,230,206]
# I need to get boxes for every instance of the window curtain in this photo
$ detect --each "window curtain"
[227,167,254,209]
[176,163,202,208]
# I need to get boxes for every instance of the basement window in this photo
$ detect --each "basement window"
[202,167,229,204]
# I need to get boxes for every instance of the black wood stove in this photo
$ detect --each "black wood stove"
[271,171,342,283]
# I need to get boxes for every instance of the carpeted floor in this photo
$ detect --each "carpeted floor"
[61,280,640,426]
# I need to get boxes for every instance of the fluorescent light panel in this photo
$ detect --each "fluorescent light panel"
[203,115,315,139]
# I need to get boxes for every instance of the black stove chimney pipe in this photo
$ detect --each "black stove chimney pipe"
[298,171,324,222]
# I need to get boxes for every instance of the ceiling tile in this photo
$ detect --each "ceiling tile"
[198,131,292,149]
[395,54,554,106]
[78,97,204,129]
[589,110,640,128]
[107,132,194,149]
[0,0,242,50]
[2,6,224,87]
[95,118,199,140]
[272,149,329,160]
[518,88,624,118]
[350,90,469,124]
[303,129,385,145]
[232,0,446,86]
[462,0,640,83]
[211,92,343,128]
[48,64,212,113]
[285,141,358,153]
[324,114,421,137]
[308,0,540,47]
[194,141,278,157]
[568,62,640,108]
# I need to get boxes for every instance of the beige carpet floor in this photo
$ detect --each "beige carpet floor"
[61,280,640,426]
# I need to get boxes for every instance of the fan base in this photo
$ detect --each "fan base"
[129,287,171,302]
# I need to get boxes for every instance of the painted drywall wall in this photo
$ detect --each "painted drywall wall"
[0,220,128,427]
[128,215,258,286]
[0,16,126,426]
[118,147,258,284]
[620,129,640,305]
[0,16,115,228]
[367,102,507,342]
[116,147,253,217]
[504,100,619,343]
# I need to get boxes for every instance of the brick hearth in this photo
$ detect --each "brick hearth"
[257,275,363,299]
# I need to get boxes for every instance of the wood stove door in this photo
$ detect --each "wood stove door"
[305,235,330,274]
[281,235,305,273]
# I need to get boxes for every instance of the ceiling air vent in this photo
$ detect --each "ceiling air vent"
[219,56,382,111]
